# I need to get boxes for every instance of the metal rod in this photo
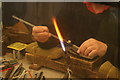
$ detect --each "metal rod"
[12,15,59,40]
[37,72,43,80]
[12,15,79,49]
[12,16,35,27]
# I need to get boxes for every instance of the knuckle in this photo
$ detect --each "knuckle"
[32,27,36,31]
[94,49,97,52]
[32,32,34,36]
[34,36,39,41]
[36,33,43,38]
[43,32,49,36]
[89,38,94,40]
[94,50,97,54]
[43,26,49,31]
[89,38,96,42]
[32,33,37,37]
[95,47,98,51]
[44,26,48,30]
[87,47,92,51]
[33,26,43,32]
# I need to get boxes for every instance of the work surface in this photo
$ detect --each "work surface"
[1,52,119,79]
[1,53,66,79]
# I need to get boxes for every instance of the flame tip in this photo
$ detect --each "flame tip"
[52,17,66,51]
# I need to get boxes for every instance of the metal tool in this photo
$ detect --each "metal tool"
[4,64,14,79]
[23,73,26,80]
[17,69,26,79]
[37,72,43,80]
[13,70,27,79]
[64,51,72,80]
[10,63,22,79]
[27,70,33,78]
[42,76,45,80]
[34,73,38,80]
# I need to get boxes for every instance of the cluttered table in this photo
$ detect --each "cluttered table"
[1,53,67,79]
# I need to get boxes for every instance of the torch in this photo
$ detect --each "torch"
[52,17,72,79]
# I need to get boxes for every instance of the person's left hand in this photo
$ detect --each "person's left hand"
[77,38,108,58]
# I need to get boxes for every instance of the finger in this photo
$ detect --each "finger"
[77,45,87,54]
[33,32,50,42]
[32,32,38,38]
[84,46,95,56]
[77,39,95,54]
[32,32,49,38]
[48,33,52,37]
[41,26,49,32]
[88,50,97,58]
[78,41,92,54]
[77,42,86,54]
[33,26,44,33]
[34,35,49,43]
[33,26,49,33]
[37,32,50,39]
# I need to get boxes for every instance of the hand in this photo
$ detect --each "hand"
[77,38,108,58]
[32,26,51,43]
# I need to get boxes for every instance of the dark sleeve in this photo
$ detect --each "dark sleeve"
[105,7,120,69]
[37,37,59,49]
[96,7,119,69]
[2,2,26,26]
[104,44,119,68]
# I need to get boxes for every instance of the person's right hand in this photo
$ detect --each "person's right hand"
[32,26,51,43]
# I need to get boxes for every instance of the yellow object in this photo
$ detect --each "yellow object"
[7,42,28,51]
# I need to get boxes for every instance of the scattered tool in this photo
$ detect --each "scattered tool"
[37,72,43,80]
[4,64,14,79]
[0,60,18,72]
[27,70,33,78]
[34,73,38,80]
[61,69,72,80]
[23,73,26,80]
[10,63,22,79]
[42,76,45,80]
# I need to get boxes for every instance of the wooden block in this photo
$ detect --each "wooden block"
[29,64,42,70]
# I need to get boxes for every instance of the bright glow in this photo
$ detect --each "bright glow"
[52,17,66,51]
[60,41,66,51]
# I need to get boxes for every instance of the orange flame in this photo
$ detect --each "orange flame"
[52,17,65,51]
[52,17,64,42]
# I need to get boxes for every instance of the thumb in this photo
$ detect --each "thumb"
[49,33,52,37]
